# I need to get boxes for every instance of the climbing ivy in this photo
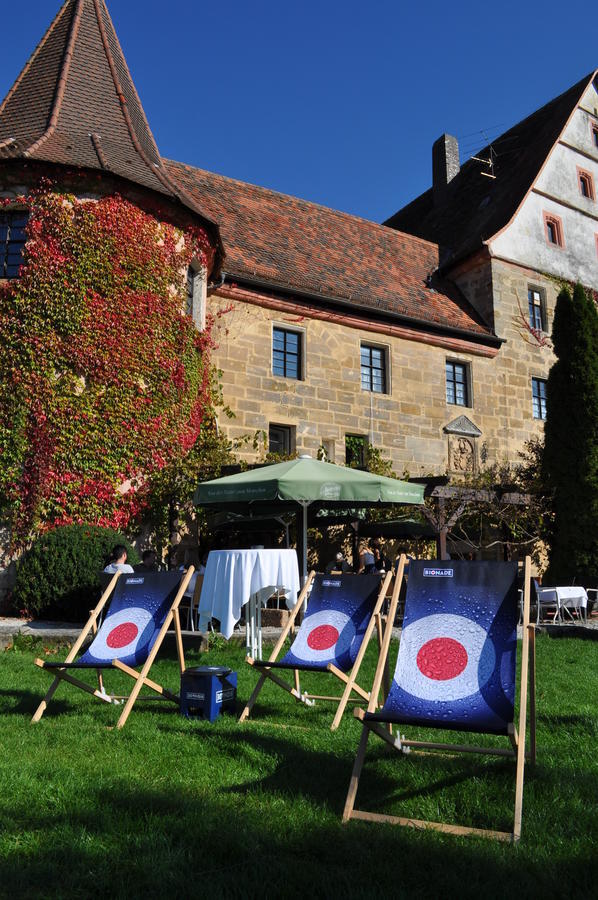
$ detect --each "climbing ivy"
[0,185,218,546]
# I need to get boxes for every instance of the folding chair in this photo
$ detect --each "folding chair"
[240,569,394,731]
[31,568,194,729]
[343,556,536,842]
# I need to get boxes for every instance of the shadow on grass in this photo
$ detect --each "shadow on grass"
[537,712,598,733]
[208,725,511,810]
[1,775,597,900]
[0,687,71,717]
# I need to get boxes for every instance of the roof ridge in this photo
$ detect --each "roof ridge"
[24,0,83,157]
[91,0,160,163]
[0,2,72,123]
[464,69,597,169]
[166,157,444,254]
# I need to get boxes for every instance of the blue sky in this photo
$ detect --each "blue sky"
[1,1,596,222]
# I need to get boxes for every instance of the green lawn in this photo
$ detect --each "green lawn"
[0,633,597,899]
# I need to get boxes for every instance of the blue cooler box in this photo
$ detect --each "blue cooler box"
[180,666,237,721]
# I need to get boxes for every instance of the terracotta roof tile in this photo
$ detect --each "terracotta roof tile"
[165,160,492,338]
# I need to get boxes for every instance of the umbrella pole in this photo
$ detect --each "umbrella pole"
[301,502,308,585]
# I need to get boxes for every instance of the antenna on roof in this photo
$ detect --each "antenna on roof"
[471,146,497,179]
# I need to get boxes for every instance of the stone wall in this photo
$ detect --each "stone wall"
[208,280,549,475]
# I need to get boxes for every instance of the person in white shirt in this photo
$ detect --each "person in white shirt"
[103,544,134,574]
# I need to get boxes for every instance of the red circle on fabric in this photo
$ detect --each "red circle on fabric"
[307,624,339,651]
[416,637,468,681]
[107,622,138,649]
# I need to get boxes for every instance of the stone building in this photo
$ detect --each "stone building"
[1,0,597,489]
[170,69,598,477]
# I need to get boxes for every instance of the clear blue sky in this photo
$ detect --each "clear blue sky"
[1,1,596,223]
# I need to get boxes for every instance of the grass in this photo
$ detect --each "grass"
[0,633,597,899]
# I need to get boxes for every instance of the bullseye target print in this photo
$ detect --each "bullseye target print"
[394,614,496,702]
[90,607,154,662]
[288,609,356,665]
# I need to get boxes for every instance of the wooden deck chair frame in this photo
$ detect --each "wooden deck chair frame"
[239,569,395,731]
[31,567,194,729]
[342,556,537,842]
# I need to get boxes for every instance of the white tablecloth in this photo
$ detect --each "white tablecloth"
[555,586,587,614]
[198,549,300,638]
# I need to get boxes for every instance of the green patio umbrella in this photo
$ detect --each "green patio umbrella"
[194,456,425,580]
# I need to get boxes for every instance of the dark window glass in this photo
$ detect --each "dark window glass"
[528,288,545,331]
[345,434,367,468]
[579,171,595,200]
[272,327,301,379]
[446,361,469,406]
[269,424,292,455]
[0,211,28,278]
[545,216,563,246]
[186,267,195,316]
[360,344,387,393]
[593,126,598,149]
[532,378,547,420]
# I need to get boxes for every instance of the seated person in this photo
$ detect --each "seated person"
[373,545,392,573]
[103,544,134,574]
[134,549,158,573]
[325,551,351,574]
[197,549,209,575]
[358,541,376,574]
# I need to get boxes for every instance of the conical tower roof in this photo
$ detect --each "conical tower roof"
[0,0,221,255]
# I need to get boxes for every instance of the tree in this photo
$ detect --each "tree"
[543,283,598,584]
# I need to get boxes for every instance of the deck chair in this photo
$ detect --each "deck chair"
[240,569,394,731]
[343,556,536,842]
[31,567,194,729]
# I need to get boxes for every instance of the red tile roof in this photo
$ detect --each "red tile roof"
[166,160,493,339]
[0,0,219,248]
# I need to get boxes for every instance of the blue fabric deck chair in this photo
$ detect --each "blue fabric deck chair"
[239,569,394,730]
[31,568,194,729]
[343,556,536,842]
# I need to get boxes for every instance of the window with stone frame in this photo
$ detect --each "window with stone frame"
[577,167,596,201]
[528,287,546,332]
[360,343,388,393]
[345,434,367,469]
[543,211,564,248]
[532,377,547,420]
[185,264,207,330]
[272,327,302,380]
[445,360,471,407]
[0,210,28,278]
[591,123,598,149]
[269,423,295,456]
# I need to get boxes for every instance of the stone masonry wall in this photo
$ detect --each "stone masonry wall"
[208,285,548,475]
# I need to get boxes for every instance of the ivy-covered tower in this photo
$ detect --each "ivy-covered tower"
[0,0,225,570]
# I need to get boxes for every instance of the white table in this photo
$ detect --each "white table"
[555,586,588,623]
[197,549,300,658]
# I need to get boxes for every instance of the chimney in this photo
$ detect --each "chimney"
[432,133,460,205]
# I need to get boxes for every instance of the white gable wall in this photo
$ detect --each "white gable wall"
[489,78,598,290]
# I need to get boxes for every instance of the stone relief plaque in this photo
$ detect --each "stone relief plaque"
[444,415,481,475]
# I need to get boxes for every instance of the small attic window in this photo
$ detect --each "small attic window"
[543,211,564,249]
[0,210,28,278]
[578,168,595,201]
